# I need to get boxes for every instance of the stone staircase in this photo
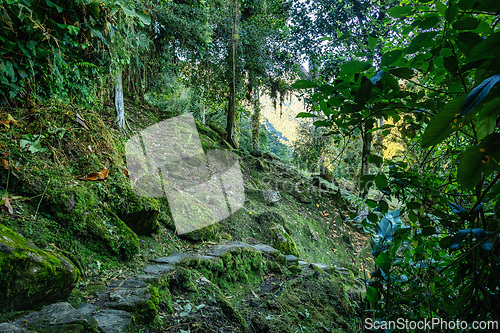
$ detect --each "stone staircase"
[0,241,351,332]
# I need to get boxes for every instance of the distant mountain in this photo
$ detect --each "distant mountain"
[260,94,307,144]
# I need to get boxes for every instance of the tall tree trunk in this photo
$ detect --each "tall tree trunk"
[251,86,261,155]
[359,121,373,194]
[226,0,239,148]
[115,69,125,128]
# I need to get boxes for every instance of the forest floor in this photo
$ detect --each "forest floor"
[0,101,372,332]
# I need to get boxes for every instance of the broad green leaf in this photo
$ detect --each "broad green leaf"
[443,56,459,76]
[366,287,379,306]
[407,31,438,54]
[445,3,459,22]
[374,174,388,190]
[340,60,371,74]
[416,16,440,29]
[368,154,383,167]
[67,25,80,36]
[467,32,500,62]
[354,81,372,110]
[381,50,402,66]
[295,112,316,118]
[292,80,317,89]
[387,6,413,18]
[457,133,500,189]
[46,0,63,12]
[477,97,500,140]
[452,17,480,30]
[136,12,151,25]
[421,97,466,148]
[368,35,378,49]
[456,32,482,55]
[375,252,391,274]
[378,200,389,214]
[435,1,447,15]
[320,100,333,117]
[389,67,414,80]
[313,120,332,127]
[327,96,342,107]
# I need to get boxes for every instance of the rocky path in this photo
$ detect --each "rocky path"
[0,241,353,333]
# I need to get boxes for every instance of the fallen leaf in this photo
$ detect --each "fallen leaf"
[75,113,89,129]
[1,158,9,170]
[49,243,61,251]
[78,168,109,181]
[2,197,13,214]
[119,165,129,178]
[0,114,19,128]
[7,114,19,126]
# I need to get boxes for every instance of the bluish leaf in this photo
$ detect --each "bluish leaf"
[370,70,384,84]
[460,74,500,116]
[447,202,468,218]
[450,229,470,250]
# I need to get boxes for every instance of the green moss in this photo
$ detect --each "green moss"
[135,285,159,322]
[182,223,220,242]
[275,275,357,332]
[188,248,264,292]
[270,223,299,257]
[47,185,139,260]
[0,224,80,312]
[215,292,247,329]
[105,177,160,236]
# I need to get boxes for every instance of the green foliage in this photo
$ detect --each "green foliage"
[292,0,500,323]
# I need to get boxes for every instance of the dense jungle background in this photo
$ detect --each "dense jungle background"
[0,0,499,331]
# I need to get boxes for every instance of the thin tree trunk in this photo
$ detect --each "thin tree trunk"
[226,0,239,148]
[251,86,261,155]
[115,69,125,128]
[359,121,373,193]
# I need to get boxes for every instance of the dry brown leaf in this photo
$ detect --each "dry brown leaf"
[0,114,19,129]
[1,158,9,170]
[75,113,89,129]
[78,168,109,181]
[49,243,61,251]
[2,197,13,214]
[7,114,19,126]
[119,165,129,178]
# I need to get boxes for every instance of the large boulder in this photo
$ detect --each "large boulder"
[15,302,98,332]
[270,223,299,257]
[49,185,140,260]
[0,225,80,312]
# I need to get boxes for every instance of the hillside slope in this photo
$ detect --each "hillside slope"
[0,102,369,332]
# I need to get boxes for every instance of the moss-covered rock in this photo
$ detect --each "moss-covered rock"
[182,224,220,242]
[0,225,80,312]
[104,284,159,323]
[106,179,160,236]
[48,186,140,260]
[270,223,299,257]
[15,302,98,332]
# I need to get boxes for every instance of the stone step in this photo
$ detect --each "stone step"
[13,302,98,332]
[283,254,299,263]
[253,244,279,254]
[205,241,258,257]
[142,264,175,275]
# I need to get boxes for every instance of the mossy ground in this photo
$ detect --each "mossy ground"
[0,100,371,330]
